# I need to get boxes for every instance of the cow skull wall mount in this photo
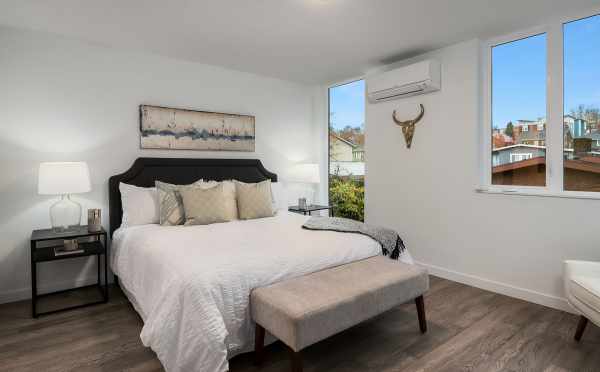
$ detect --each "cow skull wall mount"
[392,104,425,149]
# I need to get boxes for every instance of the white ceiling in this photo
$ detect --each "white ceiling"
[1,0,598,84]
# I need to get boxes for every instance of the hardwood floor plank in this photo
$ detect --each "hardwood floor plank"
[0,277,598,372]
[397,298,528,372]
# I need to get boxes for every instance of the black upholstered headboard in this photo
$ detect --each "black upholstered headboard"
[108,157,277,236]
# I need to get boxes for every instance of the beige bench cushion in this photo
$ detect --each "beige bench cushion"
[251,256,428,351]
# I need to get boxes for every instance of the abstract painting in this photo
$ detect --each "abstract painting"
[140,105,255,151]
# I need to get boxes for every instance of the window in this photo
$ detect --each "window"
[564,14,600,192]
[491,34,546,187]
[328,80,365,221]
[483,12,600,197]
[510,153,533,163]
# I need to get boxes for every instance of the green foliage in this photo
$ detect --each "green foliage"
[329,177,364,221]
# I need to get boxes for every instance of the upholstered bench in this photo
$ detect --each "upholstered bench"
[250,256,429,372]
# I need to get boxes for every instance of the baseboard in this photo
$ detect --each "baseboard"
[0,276,112,305]
[416,261,577,314]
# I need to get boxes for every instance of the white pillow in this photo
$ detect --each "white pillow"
[119,182,160,227]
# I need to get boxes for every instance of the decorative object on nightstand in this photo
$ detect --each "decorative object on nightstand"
[287,163,321,206]
[30,225,108,318]
[289,204,333,217]
[38,162,91,232]
[55,239,83,256]
[87,209,102,232]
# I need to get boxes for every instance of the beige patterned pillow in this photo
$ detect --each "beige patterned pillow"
[179,183,232,225]
[200,180,238,220]
[155,180,203,226]
[235,180,275,220]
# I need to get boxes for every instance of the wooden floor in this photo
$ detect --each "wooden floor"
[1,276,599,372]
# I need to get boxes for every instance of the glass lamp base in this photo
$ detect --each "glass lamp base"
[50,195,82,232]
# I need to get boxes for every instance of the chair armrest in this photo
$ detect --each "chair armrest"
[564,260,600,280]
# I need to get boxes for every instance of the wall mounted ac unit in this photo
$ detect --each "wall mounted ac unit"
[367,59,441,103]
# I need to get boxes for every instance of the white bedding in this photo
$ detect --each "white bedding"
[111,211,413,372]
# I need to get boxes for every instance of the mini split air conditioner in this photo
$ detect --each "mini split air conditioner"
[366,59,441,103]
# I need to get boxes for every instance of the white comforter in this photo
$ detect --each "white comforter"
[111,212,413,372]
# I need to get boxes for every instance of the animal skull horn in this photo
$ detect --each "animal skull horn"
[392,104,425,149]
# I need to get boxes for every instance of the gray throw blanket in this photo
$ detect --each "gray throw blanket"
[302,216,405,260]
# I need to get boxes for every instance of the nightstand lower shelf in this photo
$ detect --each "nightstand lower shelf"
[34,284,108,317]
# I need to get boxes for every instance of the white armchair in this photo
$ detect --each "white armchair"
[564,260,600,341]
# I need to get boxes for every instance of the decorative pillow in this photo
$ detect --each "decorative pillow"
[179,183,232,225]
[119,183,159,227]
[155,180,203,226]
[200,180,238,220]
[235,180,275,220]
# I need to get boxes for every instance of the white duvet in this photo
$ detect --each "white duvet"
[111,211,413,372]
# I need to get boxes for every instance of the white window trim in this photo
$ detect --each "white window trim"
[479,8,600,201]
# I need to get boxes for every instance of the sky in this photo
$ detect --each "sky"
[492,14,600,129]
[492,33,547,128]
[329,79,365,131]
[329,14,600,132]
[564,14,600,115]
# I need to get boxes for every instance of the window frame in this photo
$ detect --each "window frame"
[480,9,600,200]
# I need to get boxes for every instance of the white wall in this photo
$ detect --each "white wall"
[0,26,320,303]
[365,39,600,312]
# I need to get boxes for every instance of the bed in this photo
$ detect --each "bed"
[108,158,413,372]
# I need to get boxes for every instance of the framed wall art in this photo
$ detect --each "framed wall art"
[140,105,255,152]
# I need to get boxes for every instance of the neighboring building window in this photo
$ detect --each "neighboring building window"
[510,153,533,163]
[564,14,600,192]
[329,80,365,221]
[491,34,547,187]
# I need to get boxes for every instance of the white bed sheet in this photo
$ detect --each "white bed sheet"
[111,211,413,372]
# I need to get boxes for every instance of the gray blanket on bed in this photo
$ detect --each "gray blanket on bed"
[302,216,405,260]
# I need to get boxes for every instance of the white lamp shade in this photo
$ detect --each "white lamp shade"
[38,162,91,195]
[287,163,321,184]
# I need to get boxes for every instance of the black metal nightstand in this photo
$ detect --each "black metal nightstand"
[288,205,334,217]
[30,226,108,318]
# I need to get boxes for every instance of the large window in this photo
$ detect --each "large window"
[564,15,600,192]
[329,80,365,221]
[484,12,600,196]
[491,34,547,187]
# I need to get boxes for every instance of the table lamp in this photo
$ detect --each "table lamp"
[287,163,320,207]
[38,162,91,232]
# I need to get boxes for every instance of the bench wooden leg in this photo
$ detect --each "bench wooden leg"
[289,348,303,372]
[254,324,265,365]
[574,315,588,342]
[415,295,427,334]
